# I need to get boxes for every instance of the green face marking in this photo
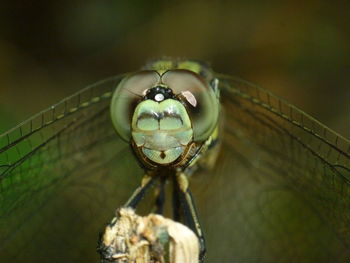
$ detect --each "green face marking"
[131,99,193,164]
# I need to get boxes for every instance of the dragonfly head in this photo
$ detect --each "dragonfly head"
[110,68,219,166]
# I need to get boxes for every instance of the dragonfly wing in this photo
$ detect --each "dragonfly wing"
[0,76,143,263]
[192,75,350,263]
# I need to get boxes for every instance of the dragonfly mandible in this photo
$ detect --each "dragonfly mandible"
[0,59,349,263]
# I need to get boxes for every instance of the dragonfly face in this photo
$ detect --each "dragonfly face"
[1,59,350,263]
[110,65,220,168]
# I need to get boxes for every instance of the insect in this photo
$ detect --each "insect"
[0,59,349,263]
[99,60,220,262]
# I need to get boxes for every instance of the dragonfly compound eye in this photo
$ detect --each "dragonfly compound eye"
[110,70,161,141]
[162,69,220,142]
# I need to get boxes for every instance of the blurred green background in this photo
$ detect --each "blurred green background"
[0,0,349,137]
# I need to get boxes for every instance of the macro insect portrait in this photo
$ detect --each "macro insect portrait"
[1,58,349,263]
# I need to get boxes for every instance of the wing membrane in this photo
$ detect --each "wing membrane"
[192,75,350,262]
[0,75,144,263]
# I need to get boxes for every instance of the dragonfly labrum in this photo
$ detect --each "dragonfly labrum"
[0,59,349,263]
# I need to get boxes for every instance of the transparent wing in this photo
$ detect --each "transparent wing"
[0,75,143,263]
[192,74,350,263]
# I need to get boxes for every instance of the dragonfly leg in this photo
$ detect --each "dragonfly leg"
[172,176,182,222]
[124,174,156,208]
[154,176,166,214]
[175,173,206,262]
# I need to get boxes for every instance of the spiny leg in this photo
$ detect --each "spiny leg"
[176,173,206,262]
[124,174,156,208]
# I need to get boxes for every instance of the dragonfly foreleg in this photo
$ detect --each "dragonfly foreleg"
[124,174,156,208]
[154,176,166,214]
[175,173,206,262]
[172,176,182,222]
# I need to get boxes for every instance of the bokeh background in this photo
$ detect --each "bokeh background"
[0,0,349,136]
[1,1,350,263]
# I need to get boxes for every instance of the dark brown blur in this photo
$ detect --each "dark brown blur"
[0,0,349,137]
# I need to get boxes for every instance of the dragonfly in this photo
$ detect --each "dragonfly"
[0,59,349,263]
